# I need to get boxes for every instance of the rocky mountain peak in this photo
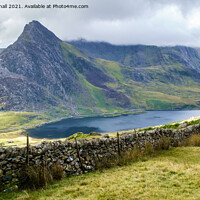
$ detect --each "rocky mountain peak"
[18,20,61,44]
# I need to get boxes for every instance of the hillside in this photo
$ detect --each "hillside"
[0,21,200,115]
[68,40,200,72]
[68,40,200,110]
[2,147,200,200]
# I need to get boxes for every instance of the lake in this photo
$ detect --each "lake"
[28,110,200,139]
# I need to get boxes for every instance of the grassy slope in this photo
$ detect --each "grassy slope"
[97,58,200,110]
[60,42,200,111]
[67,41,200,109]
[0,112,53,147]
[60,42,127,114]
[0,112,49,131]
[2,147,200,200]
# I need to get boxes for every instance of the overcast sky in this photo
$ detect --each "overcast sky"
[1,0,200,48]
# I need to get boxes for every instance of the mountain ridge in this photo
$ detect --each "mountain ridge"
[68,39,200,71]
[0,20,200,115]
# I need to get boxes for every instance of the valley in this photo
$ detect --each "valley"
[1,1,200,199]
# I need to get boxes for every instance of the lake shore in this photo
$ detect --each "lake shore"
[1,111,199,147]
[28,110,200,139]
[0,109,145,147]
[0,109,145,133]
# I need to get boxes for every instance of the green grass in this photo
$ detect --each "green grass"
[78,74,124,113]
[67,132,101,140]
[1,147,200,200]
[0,111,49,131]
[97,58,124,82]
[138,117,200,132]
[134,122,178,132]
[0,111,55,147]
[43,106,70,119]
[60,42,90,62]
[146,100,182,110]
[188,118,200,126]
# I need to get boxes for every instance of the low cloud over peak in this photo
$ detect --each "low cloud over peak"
[1,0,200,47]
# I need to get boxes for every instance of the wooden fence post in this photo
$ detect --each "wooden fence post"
[26,133,29,166]
[117,132,121,156]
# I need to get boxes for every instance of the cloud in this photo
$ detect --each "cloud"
[1,0,200,47]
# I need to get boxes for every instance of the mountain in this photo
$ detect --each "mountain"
[0,21,130,114]
[0,21,200,116]
[68,40,200,109]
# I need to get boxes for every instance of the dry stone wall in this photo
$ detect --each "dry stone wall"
[1,122,200,191]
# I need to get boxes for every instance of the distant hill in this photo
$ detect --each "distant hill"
[0,21,200,115]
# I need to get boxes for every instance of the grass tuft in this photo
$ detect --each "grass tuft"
[95,147,141,170]
[18,166,53,190]
[51,163,64,180]
[18,163,64,190]
[155,137,171,150]
[182,134,200,147]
